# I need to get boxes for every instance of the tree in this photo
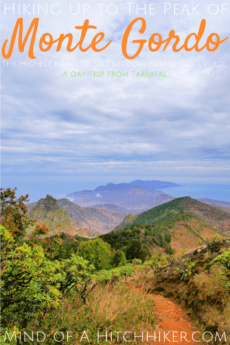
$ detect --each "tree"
[126,240,150,262]
[112,250,127,267]
[79,238,112,270]
[165,244,174,255]
[126,240,142,261]
[164,233,171,243]
[0,187,35,239]
[139,245,151,262]
[59,255,95,304]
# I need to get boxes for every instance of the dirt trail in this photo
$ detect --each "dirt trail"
[148,294,199,345]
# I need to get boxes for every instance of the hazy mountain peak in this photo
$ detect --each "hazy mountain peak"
[33,194,60,212]
[93,179,180,192]
[58,198,82,209]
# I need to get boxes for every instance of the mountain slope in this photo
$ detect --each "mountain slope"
[207,204,230,214]
[91,204,129,214]
[116,197,230,237]
[57,198,126,233]
[114,213,138,231]
[27,197,126,234]
[152,240,230,344]
[28,208,77,236]
[220,206,230,214]
[101,213,222,256]
[58,199,125,233]
[28,195,78,237]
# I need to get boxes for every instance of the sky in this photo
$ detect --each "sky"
[1,0,230,202]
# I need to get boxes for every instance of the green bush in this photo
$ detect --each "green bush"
[0,226,96,329]
[150,253,169,271]
[0,226,61,328]
[79,238,112,271]
[95,265,134,283]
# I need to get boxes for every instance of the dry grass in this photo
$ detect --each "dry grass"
[86,282,156,331]
[26,278,157,345]
[127,266,155,288]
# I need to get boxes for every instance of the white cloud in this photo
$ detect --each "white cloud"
[1,0,230,190]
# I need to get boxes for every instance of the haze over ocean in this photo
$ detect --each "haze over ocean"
[5,178,230,204]
[162,183,230,202]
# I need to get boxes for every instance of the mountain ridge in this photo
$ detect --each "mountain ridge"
[93,179,180,192]
[197,198,230,208]
[115,196,230,237]
[28,197,126,234]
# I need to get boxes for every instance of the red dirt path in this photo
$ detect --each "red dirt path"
[148,294,199,345]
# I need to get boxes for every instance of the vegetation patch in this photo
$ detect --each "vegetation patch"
[100,221,174,259]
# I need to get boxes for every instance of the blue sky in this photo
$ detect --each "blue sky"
[1,0,230,202]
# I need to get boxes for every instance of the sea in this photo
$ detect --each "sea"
[162,183,230,202]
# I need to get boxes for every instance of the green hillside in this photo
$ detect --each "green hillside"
[101,212,222,257]
[132,197,185,225]
[115,196,230,237]
[101,215,174,258]
[113,213,138,231]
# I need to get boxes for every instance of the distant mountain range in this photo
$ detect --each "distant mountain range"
[27,180,230,236]
[67,179,178,214]
[93,180,180,192]
[90,203,129,214]
[67,187,175,214]
[67,180,230,216]
[197,198,230,208]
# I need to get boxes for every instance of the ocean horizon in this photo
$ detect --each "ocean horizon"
[162,183,230,202]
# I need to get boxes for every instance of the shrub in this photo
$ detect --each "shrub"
[151,253,169,271]
[96,265,134,284]
[132,258,142,265]
[212,248,230,269]
[79,238,112,271]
